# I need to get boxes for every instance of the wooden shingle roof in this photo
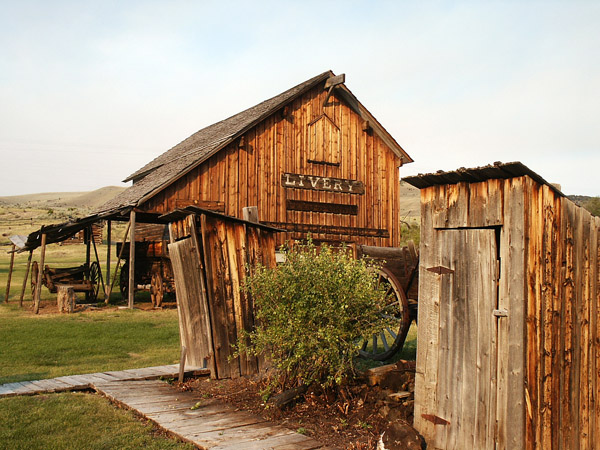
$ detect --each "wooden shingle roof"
[97,71,411,213]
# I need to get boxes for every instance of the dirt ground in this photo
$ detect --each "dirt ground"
[178,360,416,450]
[23,299,177,315]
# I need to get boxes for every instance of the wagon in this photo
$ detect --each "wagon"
[354,243,419,361]
[117,240,174,307]
[30,261,101,303]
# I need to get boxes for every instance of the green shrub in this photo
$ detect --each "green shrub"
[239,240,392,389]
[583,197,600,217]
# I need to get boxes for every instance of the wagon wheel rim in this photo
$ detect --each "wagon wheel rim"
[150,271,164,308]
[88,261,100,303]
[358,267,412,361]
[30,261,39,296]
[119,262,129,299]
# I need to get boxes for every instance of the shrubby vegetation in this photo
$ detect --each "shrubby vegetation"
[583,197,600,217]
[239,240,392,390]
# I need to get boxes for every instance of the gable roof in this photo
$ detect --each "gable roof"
[97,71,412,213]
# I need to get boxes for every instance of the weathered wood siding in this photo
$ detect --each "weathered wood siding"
[415,178,526,449]
[168,213,277,379]
[140,83,402,247]
[523,179,600,450]
[414,175,600,450]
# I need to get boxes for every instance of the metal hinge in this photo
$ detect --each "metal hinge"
[493,309,508,318]
[426,266,454,275]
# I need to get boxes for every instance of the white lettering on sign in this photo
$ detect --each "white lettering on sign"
[281,173,365,195]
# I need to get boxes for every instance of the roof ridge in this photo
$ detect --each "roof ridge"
[123,70,333,183]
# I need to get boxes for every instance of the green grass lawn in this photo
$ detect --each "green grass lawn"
[0,304,181,384]
[0,392,194,450]
[0,237,191,449]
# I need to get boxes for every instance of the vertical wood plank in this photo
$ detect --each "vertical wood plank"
[128,210,136,309]
[19,250,33,306]
[33,233,46,314]
[4,244,16,303]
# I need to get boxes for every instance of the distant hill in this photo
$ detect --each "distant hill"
[0,186,126,210]
[568,195,593,206]
[400,181,420,219]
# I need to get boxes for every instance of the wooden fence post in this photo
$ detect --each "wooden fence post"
[34,234,47,314]
[128,210,136,309]
[4,244,16,303]
[105,220,111,297]
[19,251,33,307]
[105,220,130,304]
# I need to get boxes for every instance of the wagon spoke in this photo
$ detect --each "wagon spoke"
[386,327,397,340]
[358,267,412,361]
[380,332,389,351]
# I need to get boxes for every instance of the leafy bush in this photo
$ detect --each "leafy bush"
[239,240,392,389]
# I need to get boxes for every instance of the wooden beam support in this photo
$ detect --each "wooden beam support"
[128,210,136,309]
[19,251,33,307]
[105,220,131,304]
[4,244,16,303]
[324,73,345,89]
[34,233,46,314]
[91,233,105,298]
[105,220,111,297]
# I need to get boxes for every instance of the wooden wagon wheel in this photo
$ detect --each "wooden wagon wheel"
[119,262,129,299]
[150,270,164,308]
[87,261,100,302]
[358,267,412,361]
[30,261,39,296]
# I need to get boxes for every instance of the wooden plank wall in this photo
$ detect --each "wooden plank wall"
[198,214,276,379]
[168,216,215,376]
[415,175,600,450]
[140,82,402,247]
[524,179,600,449]
[415,179,523,449]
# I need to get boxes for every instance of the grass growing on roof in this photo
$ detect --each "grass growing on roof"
[0,304,181,384]
[0,392,194,450]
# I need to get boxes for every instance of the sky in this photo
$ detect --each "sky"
[1,0,598,197]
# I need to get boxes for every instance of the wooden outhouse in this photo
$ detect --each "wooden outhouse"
[98,70,413,248]
[404,162,600,450]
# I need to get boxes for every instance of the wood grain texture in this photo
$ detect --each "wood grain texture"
[138,85,402,247]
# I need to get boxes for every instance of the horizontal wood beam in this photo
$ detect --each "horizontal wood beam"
[263,221,389,238]
[286,199,357,215]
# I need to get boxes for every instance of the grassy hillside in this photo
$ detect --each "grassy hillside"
[0,186,127,242]
[0,186,126,210]
[400,181,420,219]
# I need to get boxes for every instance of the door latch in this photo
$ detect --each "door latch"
[493,309,508,318]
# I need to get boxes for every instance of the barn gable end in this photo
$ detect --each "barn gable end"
[100,71,413,247]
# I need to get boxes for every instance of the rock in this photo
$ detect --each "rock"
[377,421,425,450]
[389,391,411,401]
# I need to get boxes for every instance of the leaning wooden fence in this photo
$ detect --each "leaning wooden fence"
[166,208,278,379]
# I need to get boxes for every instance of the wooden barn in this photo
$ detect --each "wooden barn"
[404,162,600,450]
[98,70,413,248]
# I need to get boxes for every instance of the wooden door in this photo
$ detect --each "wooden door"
[168,235,216,377]
[416,228,500,449]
